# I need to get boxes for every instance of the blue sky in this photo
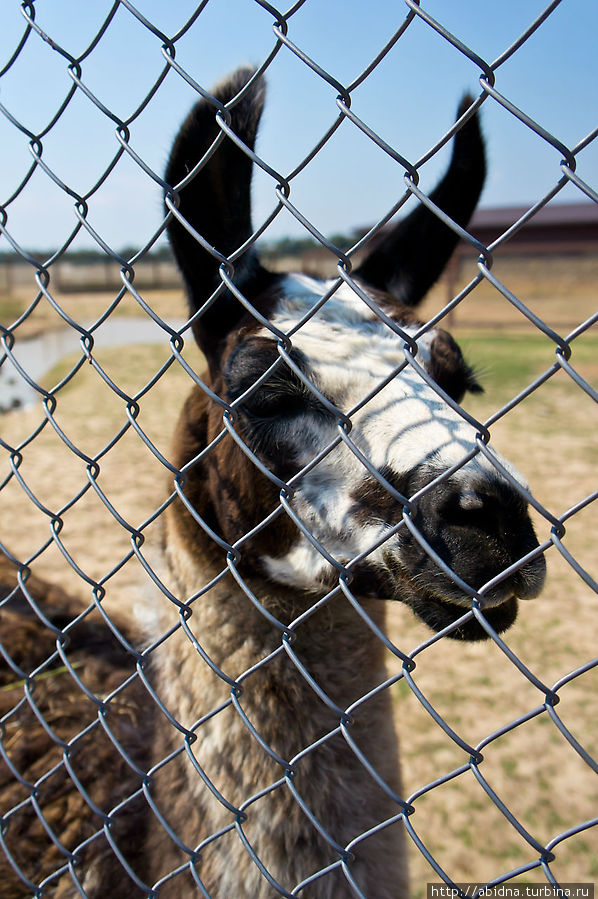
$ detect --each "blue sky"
[0,0,596,254]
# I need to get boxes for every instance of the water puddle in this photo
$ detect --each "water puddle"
[0,317,186,412]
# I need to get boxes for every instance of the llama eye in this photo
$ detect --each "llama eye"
[225,338,319,421]
[241,386,308,419]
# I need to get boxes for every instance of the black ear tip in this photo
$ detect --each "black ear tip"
[165,64,266,192]
[457,93,475,118]
[455,94,484,143]
[210,64,266,132]
[465,361,484,395]
[452,93,485,176]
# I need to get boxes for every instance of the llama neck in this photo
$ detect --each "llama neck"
[149,523,407,898]
[158,523,392,737]
[148,390,408,896]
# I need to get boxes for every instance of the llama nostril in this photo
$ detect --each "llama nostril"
[458,490,485,511]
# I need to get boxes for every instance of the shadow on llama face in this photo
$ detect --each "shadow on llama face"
[165,65,546,642]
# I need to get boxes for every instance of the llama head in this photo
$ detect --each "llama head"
[165,66,546,641]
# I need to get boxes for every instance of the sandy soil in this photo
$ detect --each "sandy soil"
[1,276,596,892]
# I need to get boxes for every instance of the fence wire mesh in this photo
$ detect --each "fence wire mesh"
[0,1,596,897]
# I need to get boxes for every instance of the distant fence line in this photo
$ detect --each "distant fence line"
[0,0,596,896]
[2,202,596,296]
[0,257,181,294]
[2,240,590,296]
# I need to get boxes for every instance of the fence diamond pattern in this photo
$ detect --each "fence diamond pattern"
[0,2,596,897]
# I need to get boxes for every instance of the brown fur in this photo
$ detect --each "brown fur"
[0,559,151,897]
[0,413,409,899]
[0,68,518,897]
[0,372,410,898]
[144,391,410,897]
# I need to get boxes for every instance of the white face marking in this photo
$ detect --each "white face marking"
[259,274,527,591]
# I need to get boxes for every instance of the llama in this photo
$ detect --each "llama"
[0,67,546,898]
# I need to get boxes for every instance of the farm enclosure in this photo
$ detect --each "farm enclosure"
[1,289,597,892]
[1,1,597,896]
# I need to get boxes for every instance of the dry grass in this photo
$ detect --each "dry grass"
[1,274,596,892]
[385,330,597,891]
[0,284,188,339]
[420,252,598,336]
[1,337,203,606]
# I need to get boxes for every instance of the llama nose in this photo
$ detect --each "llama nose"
[443,478,527,541]
[445,474,527,523]
[458,490,485,511]
[401,473,546,604]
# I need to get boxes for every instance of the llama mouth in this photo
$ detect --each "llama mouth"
[376,553,517,641]
[408,590,519,642]
[351,561,520,641]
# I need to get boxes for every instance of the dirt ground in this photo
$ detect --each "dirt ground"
[1,270,596,893]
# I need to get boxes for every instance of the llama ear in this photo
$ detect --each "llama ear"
[354,96,486,308]
[165,66,277,370]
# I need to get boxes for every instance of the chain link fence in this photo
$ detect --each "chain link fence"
[0,1,596,896]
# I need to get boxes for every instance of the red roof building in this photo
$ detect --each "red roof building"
[464,202,598,257]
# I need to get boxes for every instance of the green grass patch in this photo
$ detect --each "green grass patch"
[0,295,27,327]
[41,341,204,399]
[394,679,412,702]
[456,331,598,399]
[500,757,518,778]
